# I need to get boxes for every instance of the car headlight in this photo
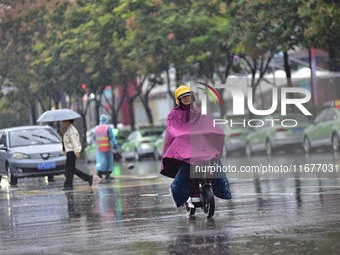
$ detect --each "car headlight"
[140,143,151,149]
[13,152,30,160]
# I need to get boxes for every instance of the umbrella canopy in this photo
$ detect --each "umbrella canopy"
[37,109,81,122]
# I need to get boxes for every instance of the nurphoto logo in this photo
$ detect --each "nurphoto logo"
[197,82,312,128]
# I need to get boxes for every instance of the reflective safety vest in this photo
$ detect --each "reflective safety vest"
[95,124,111,152]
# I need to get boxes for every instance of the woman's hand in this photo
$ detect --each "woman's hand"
[75,152,81,159]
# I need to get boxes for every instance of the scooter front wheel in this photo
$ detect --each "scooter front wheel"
[203,196,215,218]
[185,203,196,216]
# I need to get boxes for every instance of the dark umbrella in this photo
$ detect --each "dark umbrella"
[37,109,81,122]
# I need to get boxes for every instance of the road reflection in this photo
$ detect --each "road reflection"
[64,185,124,227]
[168,218,230,255]
[64,190,95,221]
[0,152,340,254]
[96,184,122,222]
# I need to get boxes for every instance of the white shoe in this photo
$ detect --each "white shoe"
[186,197,197,208]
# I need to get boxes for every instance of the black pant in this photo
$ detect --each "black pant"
[64,151,91,188]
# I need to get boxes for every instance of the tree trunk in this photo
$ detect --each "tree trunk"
[140,95,153,124]
[81,113,87,147]
[166,68,175,107]
[76,97,88,147]
[329,43,340,72]
[217,88,226,118]
[128,98,135,130]
[175,67,181,87]
[283,51,294,113]
[95,98,100,125]
[109,87,116,126]
[29,101,36,125]
[121,79,136,131]
[108,87,117,127]
[110,85,126,128]
[283,51,293,88]
[218,52,233,118]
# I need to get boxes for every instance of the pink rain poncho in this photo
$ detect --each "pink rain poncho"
[160,105,225,178]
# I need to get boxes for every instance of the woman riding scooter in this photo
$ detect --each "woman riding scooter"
[160,85,232,208]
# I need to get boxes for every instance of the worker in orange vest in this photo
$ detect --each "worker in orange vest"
[93,114,117,181]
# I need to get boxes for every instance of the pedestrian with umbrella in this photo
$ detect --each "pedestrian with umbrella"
[37,109,93,190]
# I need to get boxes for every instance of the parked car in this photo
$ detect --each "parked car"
[246,113,310,156]
[303,103,340,153]
[153,130,165,160]
[84,127,127,163]
[221,116,250,156]
[0,125,66,186]
[121,127,164,161]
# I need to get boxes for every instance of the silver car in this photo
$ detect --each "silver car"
[221,116,250,156]
[0,125,66,186]
[246,113,310,156]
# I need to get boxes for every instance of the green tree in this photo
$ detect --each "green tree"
[299,0,340,71]
[228,0,307,112]
[120,0,234,118]
[60,0,142,129]
[0,1,45,124]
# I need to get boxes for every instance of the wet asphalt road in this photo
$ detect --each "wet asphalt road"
[1,152,340,255]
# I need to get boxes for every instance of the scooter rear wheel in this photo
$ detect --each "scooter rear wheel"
[185,203,196,216]
[203,196,215,218]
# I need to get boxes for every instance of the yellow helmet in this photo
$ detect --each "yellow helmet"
[175,85,194,105]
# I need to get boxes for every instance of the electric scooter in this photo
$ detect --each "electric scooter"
[184,160,216,218]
